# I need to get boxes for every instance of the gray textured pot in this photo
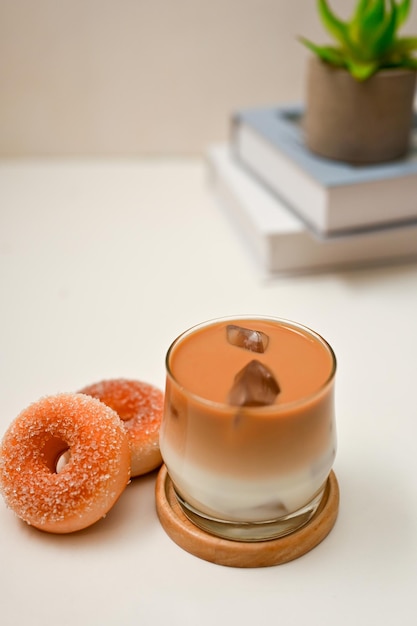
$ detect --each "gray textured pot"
[304,56,417,164]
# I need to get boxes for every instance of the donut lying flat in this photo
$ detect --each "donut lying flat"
[79,379,164,477]
[0,393,130,533]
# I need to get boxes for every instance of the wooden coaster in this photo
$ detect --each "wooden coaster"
[155,464,339,568]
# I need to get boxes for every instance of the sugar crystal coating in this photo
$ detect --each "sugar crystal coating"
[226,324,269,353]
[78,378,164,477]
[0,393,130,533]
[227,359,280,407]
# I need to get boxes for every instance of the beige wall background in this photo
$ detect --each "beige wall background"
[1,0,417,156]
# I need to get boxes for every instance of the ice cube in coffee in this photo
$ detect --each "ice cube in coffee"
[226,324,269,353]
[228,359,280,407]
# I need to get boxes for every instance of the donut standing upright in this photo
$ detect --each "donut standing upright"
[78,378,164,477]
[0,393,131,533]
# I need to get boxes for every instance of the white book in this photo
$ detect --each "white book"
[207,144,417,275]
[232,104,417,235]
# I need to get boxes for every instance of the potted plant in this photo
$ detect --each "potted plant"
[300,0,417,164]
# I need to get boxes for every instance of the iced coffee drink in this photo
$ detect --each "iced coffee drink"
[160,316,336,541]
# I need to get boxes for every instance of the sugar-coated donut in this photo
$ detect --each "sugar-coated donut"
[78,379,164,477]
[0,393,130,533]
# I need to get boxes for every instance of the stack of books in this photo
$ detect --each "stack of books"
[207,103,417,274]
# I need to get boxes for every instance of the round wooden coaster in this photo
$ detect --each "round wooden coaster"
[155,464,339,568]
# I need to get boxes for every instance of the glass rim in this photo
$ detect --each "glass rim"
[165,315,337,413]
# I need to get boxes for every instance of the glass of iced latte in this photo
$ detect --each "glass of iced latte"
[159,316,337,542]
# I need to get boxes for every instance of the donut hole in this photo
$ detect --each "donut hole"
[41,436,70,474]
[56,450,71,473]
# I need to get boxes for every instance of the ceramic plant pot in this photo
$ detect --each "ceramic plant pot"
[304,55,417,164]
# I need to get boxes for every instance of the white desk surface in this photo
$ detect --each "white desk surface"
[0,158,416,626]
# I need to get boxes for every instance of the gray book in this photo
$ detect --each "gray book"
[232,104,417,235]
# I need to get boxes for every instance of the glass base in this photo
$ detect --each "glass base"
[174,485,327,543]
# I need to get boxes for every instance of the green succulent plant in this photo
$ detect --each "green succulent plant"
[300,0,417,80]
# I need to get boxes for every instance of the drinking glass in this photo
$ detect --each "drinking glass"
[159,316,337,542]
